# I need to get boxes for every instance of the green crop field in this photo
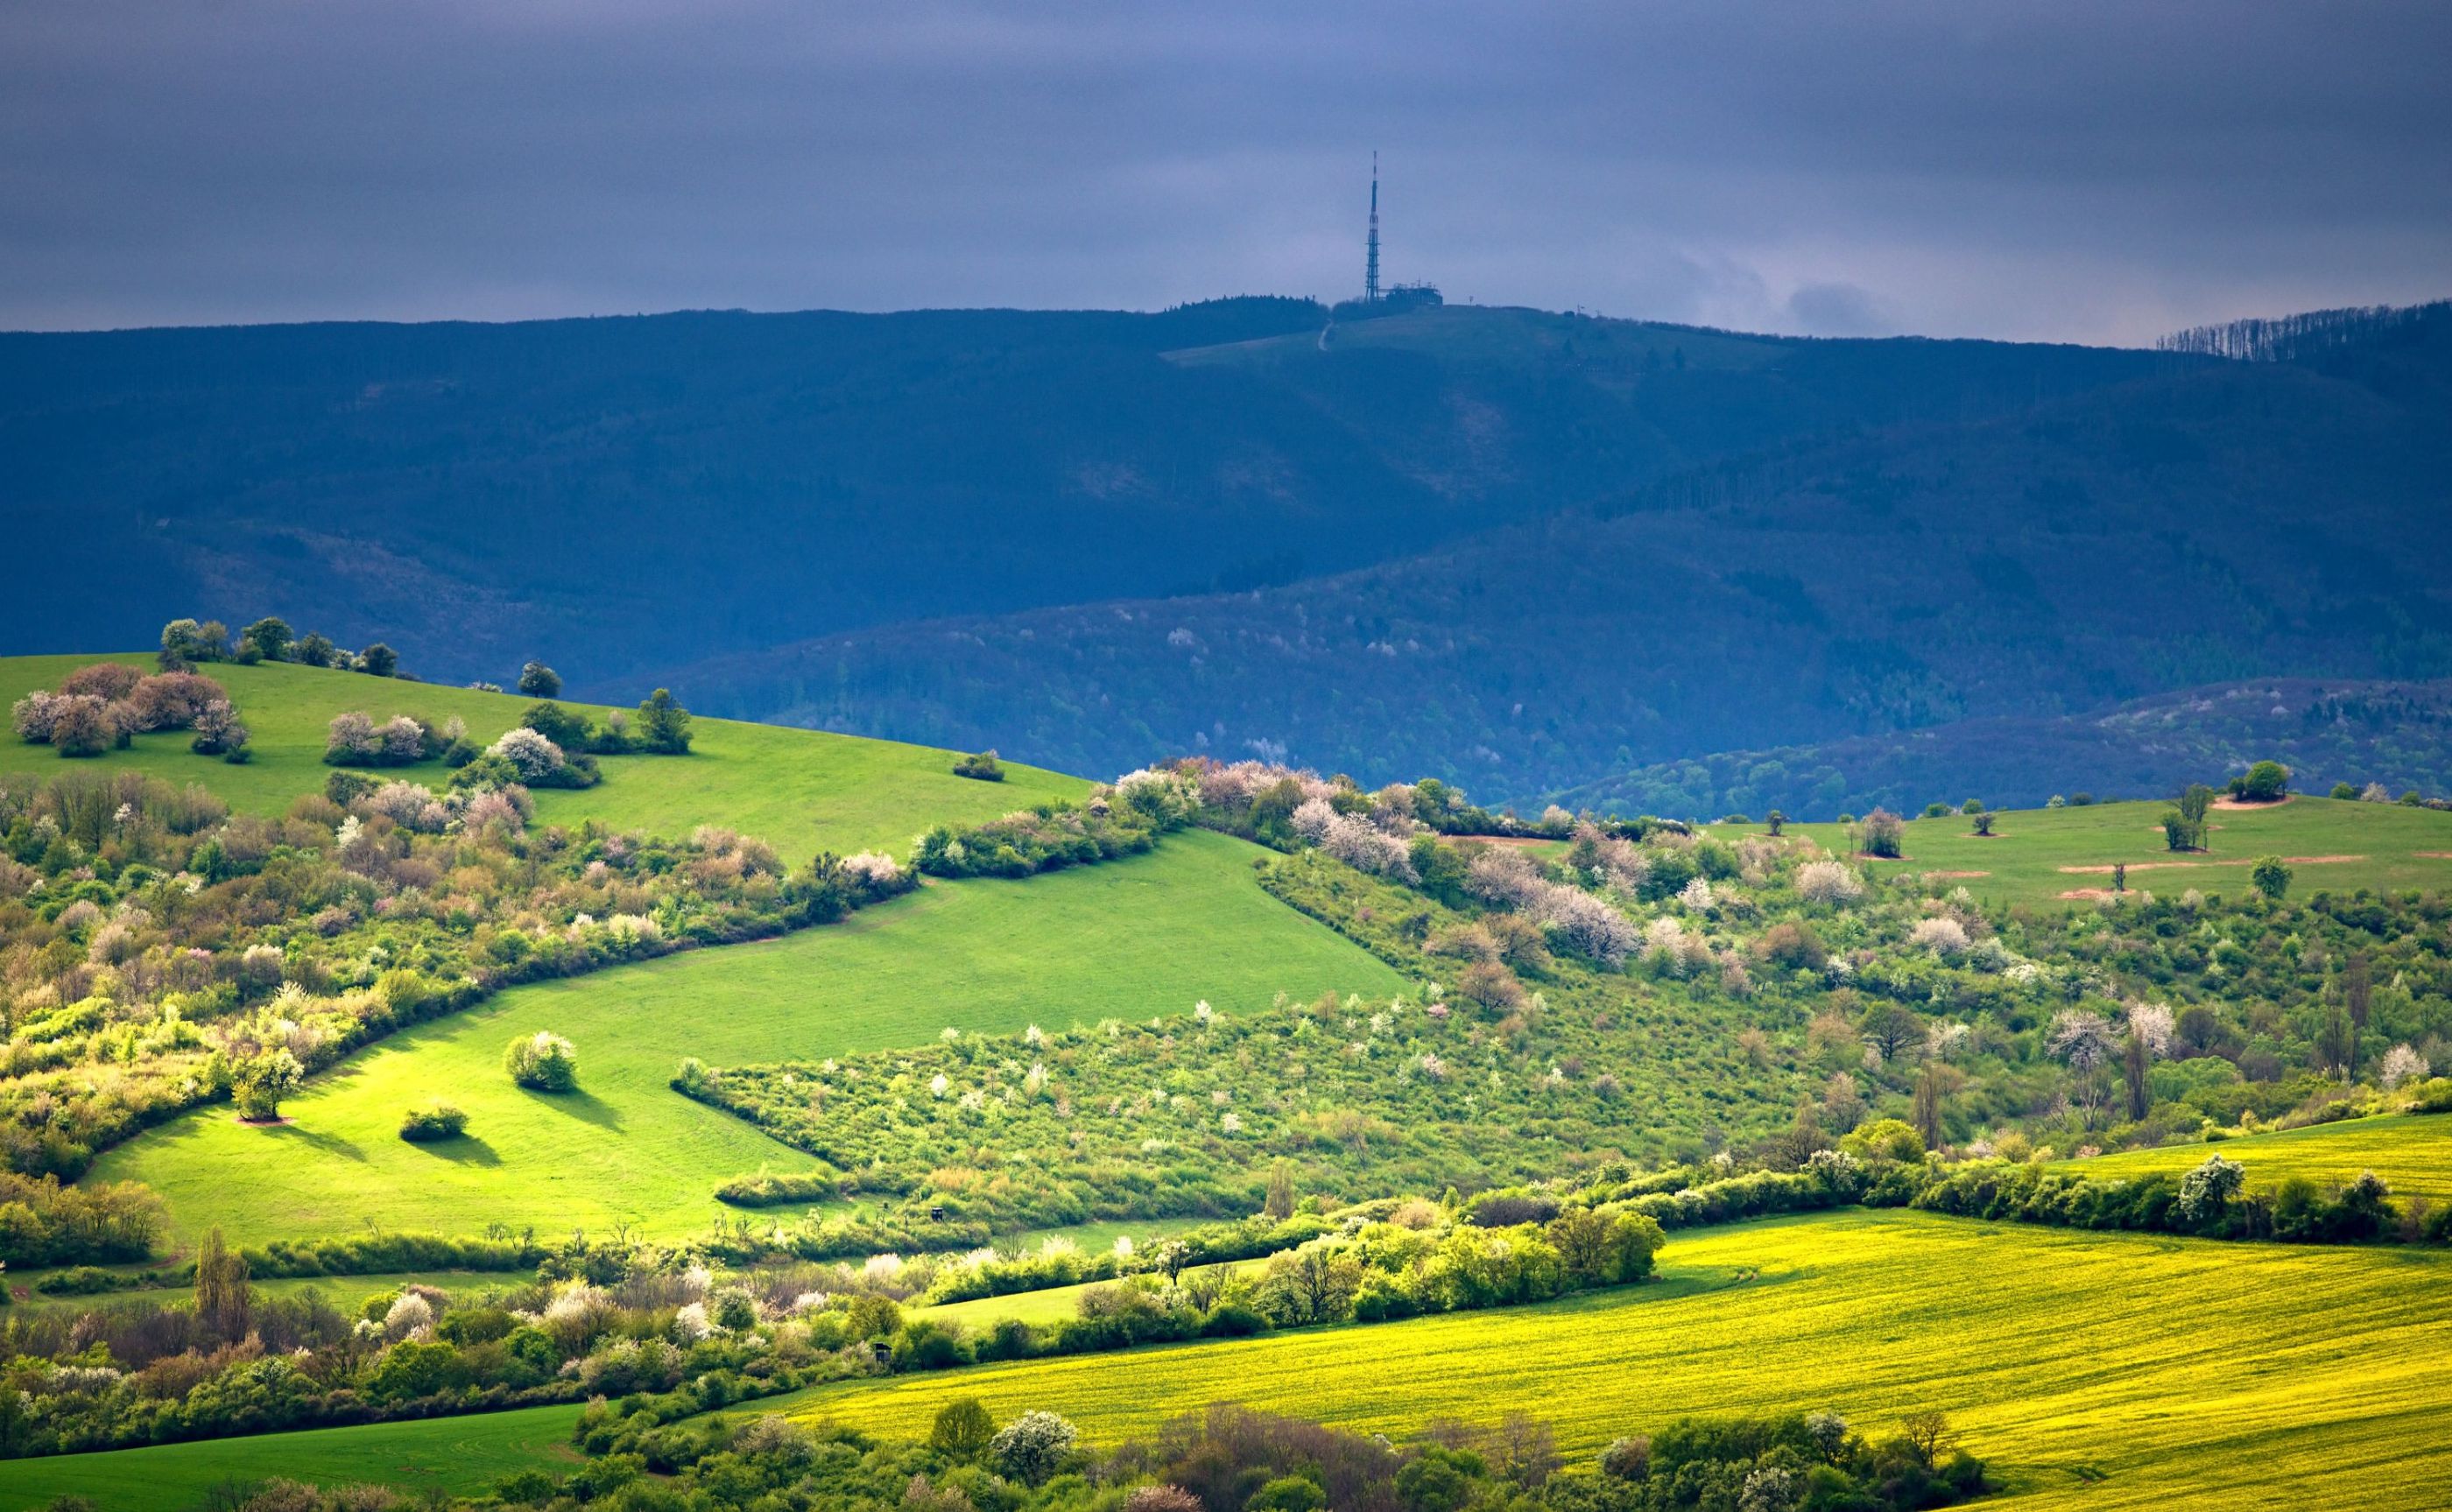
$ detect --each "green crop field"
[0,1401,588,1510]
[781,1210,2452,1512]
[2070,1114,2452,1200]
[32,1211,2441,1511]
[1705,795,2452,908]
[0,653,1086,861]
[95,830,1411,1248]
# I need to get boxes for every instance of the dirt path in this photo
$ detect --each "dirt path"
[2057,854,2364,875]
[2211,794,2295,811]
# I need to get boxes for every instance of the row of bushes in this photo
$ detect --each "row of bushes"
[1565,1141,2452,1248]
[160,615,399,676]
[557,1400,1980,1512]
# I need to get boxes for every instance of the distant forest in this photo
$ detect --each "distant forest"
[5,296,2448,807]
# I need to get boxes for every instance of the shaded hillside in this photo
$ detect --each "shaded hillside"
[1558,679,2452,821]
[676,305,2452,801]
[0,301,2180,686]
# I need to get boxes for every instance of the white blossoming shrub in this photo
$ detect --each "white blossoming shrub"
[990,1410,1080,1486]
[1111,767,1198,824]
[11,690,64,743]
[673,1300,713,1341]
[1540,887,1637,969]
[1291,798,1337,843]
[1796,860,1865,904]
[325,711,378,763]
[2047,1009,2117,1072]
[378,715,425,763]
[842,851,904,888]
[2380,1044,2429,1090]
[1465,847,1547,909]
[1314,808,1418,883]
[489,727,566,782]
[2127,1002,2176,1058]
[540,1280,614,1348]
[383,1291,434,1339]
[1643,917,1713,976]
[368,780,447,831]
[1910,917,1970,956]
[462,788,529,834]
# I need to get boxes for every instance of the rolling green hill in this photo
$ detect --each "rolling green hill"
[2069,1114,2452,1199]
[19,1207,2444,1510]
[0,1401,588,1510]
[777,1208,2452,1511]
[0,653,1084,861]
[93,830,1409,1248]
[1700,793,2452,908]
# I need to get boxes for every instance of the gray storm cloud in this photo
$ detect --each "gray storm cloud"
[0,0,2444,340]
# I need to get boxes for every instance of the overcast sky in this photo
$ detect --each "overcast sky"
[4,0,2446,342]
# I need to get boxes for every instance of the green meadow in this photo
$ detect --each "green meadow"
[1706,794,2452,908]
[22,1209,2446,1511]
[0,653,1086,861]
[0,1401,588,1510]
[784,1209,2452,1512]
[4,1267,520,1316]
[2070,1113,2452,1201]
[95,829,1410,1248]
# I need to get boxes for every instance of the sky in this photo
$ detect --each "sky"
[3,0,2447,343]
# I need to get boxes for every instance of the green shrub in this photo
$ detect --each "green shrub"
[505,1031,579,1093]
[953,749,1005,782]
[712,1169,841,1206]
[34,1264,128,1296]
[398,1103,469,1142]
[2406,1078,2452,1115]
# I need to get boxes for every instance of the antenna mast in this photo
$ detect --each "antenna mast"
[1365,151,1381,304]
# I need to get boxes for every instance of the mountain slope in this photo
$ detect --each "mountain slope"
[0,301,2181,686]
[674,305,2452,800]
[1558,678,2452,820]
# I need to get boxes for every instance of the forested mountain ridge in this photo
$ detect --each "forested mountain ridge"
[675,305,2452,803]
[9,298,2447,808]
[3,299,2183,687]
[1562,677,2452,820]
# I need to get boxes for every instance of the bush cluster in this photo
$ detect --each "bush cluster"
[398,1103,469,1142]
[11,665,248,764]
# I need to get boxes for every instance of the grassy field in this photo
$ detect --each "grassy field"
[4,1267,532,1317]
[0,653,1086,861]
[19,1211,2448,1510]
[920,1260,1256,1332]
[95,830,1411,1248]
[0,1401,588,1509]
[2072,1114,2452,1201]
[1704,794,2452,908]
[785,1210,2452,1512]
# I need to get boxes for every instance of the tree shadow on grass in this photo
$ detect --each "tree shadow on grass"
[526,1087,624,1132]
[419,1134,504,1167]
[262,1122,368,1164]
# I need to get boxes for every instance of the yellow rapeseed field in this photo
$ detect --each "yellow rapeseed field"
[2069,1113,2452,1200]
[792,1210,2452,1510]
